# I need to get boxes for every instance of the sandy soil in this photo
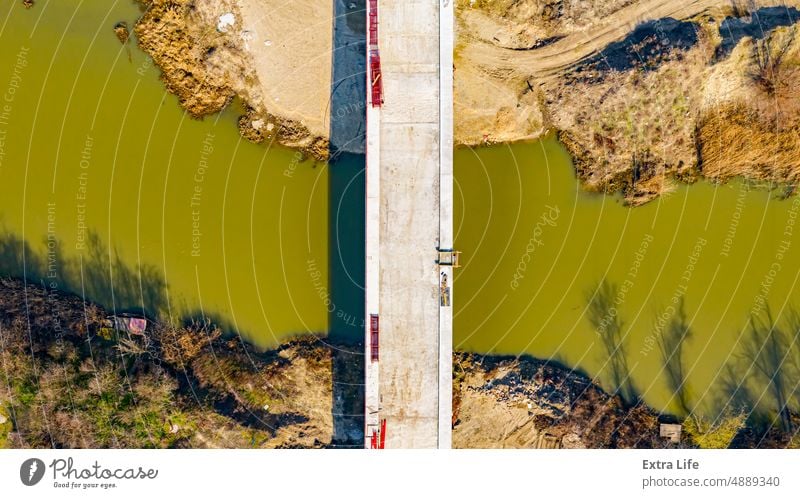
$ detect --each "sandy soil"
[457,0,800,203]
[461,0,722,82]
[452,352,797,448]
[236,0,332,139]
[134,0,332,160]
[453,353,664,448]
[456,0,785,145]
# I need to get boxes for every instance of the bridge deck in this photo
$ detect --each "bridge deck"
[372,0,450,449]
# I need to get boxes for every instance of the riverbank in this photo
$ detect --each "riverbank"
[0,278,356,448]
[455,0,800,204]
[453,352,799,448]
[453,352,664,448]
[132,0,330,160]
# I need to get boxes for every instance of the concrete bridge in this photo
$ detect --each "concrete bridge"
[364,0,454,449]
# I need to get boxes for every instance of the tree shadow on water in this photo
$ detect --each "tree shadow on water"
[0,230,45,282]
[585,279,639,406]
[656,297,694,417]
[0,228,168,319]
[716,308,797,433]
[706,307,800,445]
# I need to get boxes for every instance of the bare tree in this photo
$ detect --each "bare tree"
[784,310,800,409]
[586,280,636,404]
[741,308,793,433]
[749,26,796,96]
[657,297,693,417]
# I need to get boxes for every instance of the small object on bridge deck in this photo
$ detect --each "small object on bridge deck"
[370,314,380,362]
[440,272,451,307]
[436,248,461,268]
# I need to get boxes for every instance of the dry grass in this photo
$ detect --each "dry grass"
[456,1,800,204]
[700,27,800,183]
[461,0,637,37]
[699,104,800,182]
[0,278,334,448]
[134,0,238,117]
[546,18,800,203]
[547,42,709,202]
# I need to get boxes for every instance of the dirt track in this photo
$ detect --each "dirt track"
[462,0,792,81]
[454,0,800,146]
[456,0,800,203]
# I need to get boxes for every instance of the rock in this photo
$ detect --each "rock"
[238,108,268,143]
[453,352,663,448]
[561,432,585,449]
[240,30,254,50]
[217,13,235,33]
[114,22,129,45]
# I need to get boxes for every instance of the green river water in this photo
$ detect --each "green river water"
[0,1,329,348]
[2,1,797,416]
[454,138,800,415]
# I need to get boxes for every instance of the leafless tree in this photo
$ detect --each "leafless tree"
[658,297,693,417]
[741,308,793,432]
[586,280,636,404]
[749,26,796,96]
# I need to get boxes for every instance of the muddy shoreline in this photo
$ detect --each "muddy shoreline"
[0,277,356,448]
[453,351,798,448]
[131,0,329,161]
[2,275,796,448]
[455,0,800,205]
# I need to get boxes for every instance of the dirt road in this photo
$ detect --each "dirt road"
[461,0,792,81]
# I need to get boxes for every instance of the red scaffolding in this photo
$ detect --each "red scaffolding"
[369,0,378,43]
[369,419,386,449]
[368,0,383,107]
[370,314,379,362]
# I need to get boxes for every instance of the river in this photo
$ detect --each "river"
[4,0,796,420]
[0,1,330,349]
[454,136,800,416]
